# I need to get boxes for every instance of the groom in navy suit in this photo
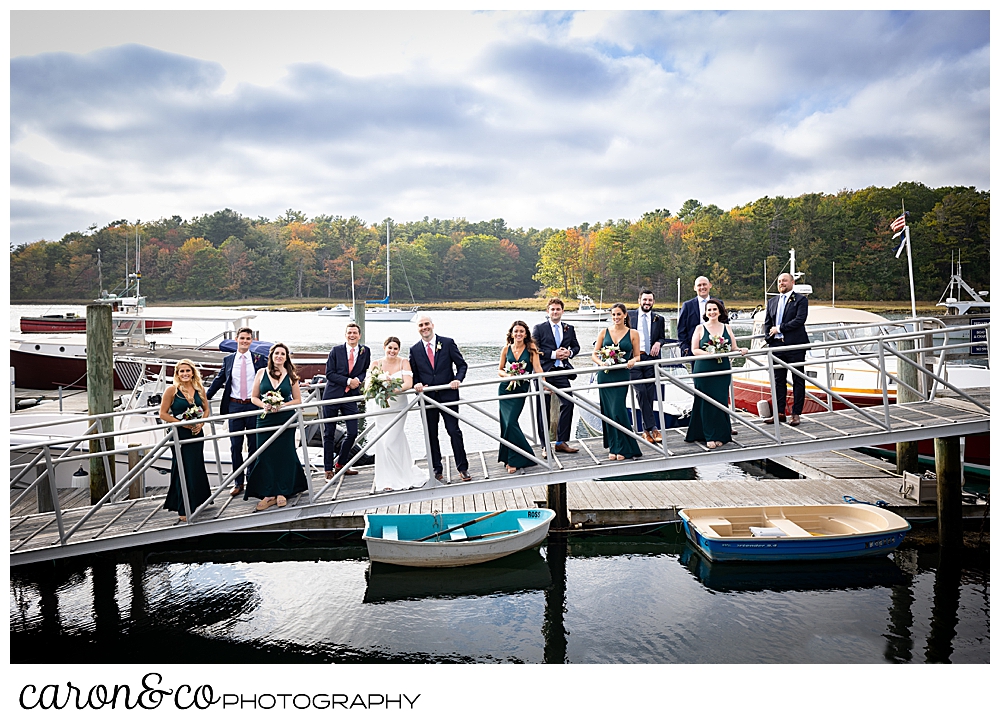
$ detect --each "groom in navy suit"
[409,314,471,482]
[532,298,580,454]
[207,327,267,496]
[322,322,371,477]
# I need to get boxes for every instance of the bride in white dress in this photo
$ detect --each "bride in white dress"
[371,337,428,492]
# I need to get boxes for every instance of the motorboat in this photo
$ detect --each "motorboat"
[317,304,352,317]
[679,504,910,562]
[560,294,609,322]
[20,313,172,333]
[362,509,556,567]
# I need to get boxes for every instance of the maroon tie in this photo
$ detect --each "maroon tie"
[426,342,435,368]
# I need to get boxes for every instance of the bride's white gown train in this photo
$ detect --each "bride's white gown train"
[372,370,427,492]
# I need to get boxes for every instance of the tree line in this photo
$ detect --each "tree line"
[9,182,989,304]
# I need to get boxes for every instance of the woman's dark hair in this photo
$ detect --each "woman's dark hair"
[703,298,729,324]
[384,336,401,348]
[505,320,537,353]
[611,302,629,325]
[267,342,299,382]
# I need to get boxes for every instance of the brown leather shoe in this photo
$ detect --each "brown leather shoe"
[230,485,244,497]
[459,471,472,482]
[434,473,444,481]
[554,443,579,454]
[335,465,359,476]
[651,429,662,443]
[789,414,801,427]
[643,431,655,443]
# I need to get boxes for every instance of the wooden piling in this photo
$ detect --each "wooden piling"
[353,302,366,346]
[127,444,144,499]
[934,436,963,550]
[86,303,115,503]
[547,482,569,529]
[895,338,920,474]
[35,463,54,513]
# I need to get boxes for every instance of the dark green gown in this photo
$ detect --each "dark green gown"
[164,389,211,516]
[245,374,309,500]
[598,330,642,458]
[685,326,733,445]
[498,346,537,470]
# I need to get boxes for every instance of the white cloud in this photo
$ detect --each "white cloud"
[9,10,989,244]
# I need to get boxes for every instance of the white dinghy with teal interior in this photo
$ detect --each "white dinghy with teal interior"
[363,509,556,567]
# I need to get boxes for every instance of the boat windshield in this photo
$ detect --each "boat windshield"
[807,323,904,356]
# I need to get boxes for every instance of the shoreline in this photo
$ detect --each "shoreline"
[11,298,947,314]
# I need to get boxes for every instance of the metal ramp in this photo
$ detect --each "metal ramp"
[10,319,990,566]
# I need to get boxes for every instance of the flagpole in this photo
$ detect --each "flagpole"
[905,225,916,318]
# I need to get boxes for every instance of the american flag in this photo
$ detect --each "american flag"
[890,213,907,233]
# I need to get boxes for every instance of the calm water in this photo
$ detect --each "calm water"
[9,530,989,664]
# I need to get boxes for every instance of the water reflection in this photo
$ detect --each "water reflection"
[9,534,989,664]
[363,550,551,604]
[678,546,909,593]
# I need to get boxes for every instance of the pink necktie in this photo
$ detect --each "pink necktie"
[427,342,435,368]
[238,355,247,399]
[346,347,355,392]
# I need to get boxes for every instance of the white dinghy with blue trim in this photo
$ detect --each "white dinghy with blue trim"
[363,509,556,567]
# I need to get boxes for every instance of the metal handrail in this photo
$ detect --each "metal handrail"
[10,320,990,548]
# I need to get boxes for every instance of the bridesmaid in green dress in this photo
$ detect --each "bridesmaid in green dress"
[685,298,746,448]
[159,359,212,522]
[246,343,308,511]
[591,303,642,460]
[497,321,545,473]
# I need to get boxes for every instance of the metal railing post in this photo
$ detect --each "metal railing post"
[294,408,316,501]
[169,428,193,522]
[766,349,782,443]
[42,447,66,544]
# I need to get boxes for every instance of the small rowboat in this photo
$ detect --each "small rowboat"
[679,504,910,562]
[363,509,556,567]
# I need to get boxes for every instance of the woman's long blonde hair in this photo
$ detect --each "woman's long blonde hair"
[173,359,207,400]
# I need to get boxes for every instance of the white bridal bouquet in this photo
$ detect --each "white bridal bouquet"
[260,390,284,418]
[363,366,403,409]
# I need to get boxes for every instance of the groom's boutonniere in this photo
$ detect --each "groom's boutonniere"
[435,342,442,352]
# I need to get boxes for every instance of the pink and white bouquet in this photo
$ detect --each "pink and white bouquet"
[260,390,284,418]
[504,360,528,391]
[598,344,627,367]
[363,365,403,408]
[703,334,731,363]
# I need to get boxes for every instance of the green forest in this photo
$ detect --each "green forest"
[9,182,989,304]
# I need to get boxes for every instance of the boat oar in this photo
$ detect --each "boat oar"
[416,510,505,542]
[460,530,518,542]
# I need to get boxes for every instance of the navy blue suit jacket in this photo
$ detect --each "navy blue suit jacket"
[322,344,371,401]
[207,351,267,414]
[532,320,581,373]
[627,309,668,355]
[764,292,810,348]
[677,297,708,357]
[409,336,467,403]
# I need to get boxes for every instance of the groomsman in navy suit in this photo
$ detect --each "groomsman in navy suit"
[763,273,809,426]
[207,327,267,496]
[322,322,370,477]
[677,276,713,358]
[409,314,471,482]
[532,298,580,454]
[627,289,668,442]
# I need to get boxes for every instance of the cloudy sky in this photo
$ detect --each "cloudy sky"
[10,9,990,246]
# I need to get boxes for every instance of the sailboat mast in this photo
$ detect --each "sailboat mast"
[135,221,140,305]
[386,220,391,304]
